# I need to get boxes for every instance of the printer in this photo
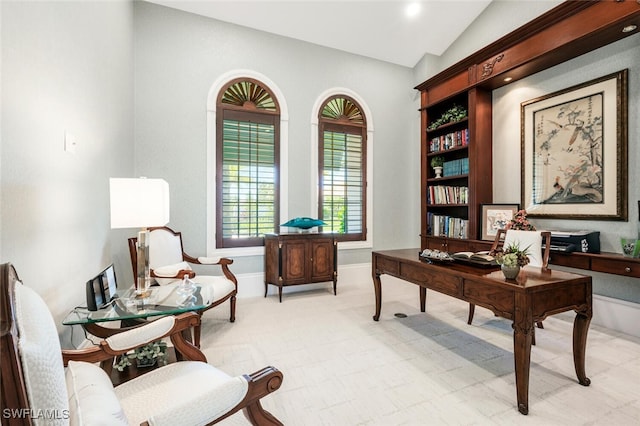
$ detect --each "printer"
[547,231,600,253]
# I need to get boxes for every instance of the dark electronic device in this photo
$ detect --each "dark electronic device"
[546,231,600,254]
[86,264,118,311]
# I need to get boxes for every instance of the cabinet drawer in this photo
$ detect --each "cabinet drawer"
[464,280,514,319]
[549,252,591,270]
[376,257,399,275]
[591,258,640,278]
[400,263,462,297]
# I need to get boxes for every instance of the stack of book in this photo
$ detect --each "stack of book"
[427,185,468,205]
[428,129,469,153]
[427,213,469,239]
[442,158,469,177]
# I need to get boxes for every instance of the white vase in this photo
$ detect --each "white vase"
[434,166,443,178]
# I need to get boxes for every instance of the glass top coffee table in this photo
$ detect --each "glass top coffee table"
[63,282,214,338]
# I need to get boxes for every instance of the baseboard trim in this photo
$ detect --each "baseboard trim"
[592,294,640,338]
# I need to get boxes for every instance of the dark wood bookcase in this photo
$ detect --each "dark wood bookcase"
[421,88,492,246]
[415,0,640,277]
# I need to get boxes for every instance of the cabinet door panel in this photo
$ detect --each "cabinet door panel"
[282,241,307,283]
[310,240,334,281]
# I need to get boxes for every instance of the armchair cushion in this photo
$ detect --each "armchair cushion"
[15,282,70,421]
[193,275,236,303]
[153,261,192,285]
[114,361,248,426]
[65,361,128,426]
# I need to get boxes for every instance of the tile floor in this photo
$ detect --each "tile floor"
[198,276,640,425]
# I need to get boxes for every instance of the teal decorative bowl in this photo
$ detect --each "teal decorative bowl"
[281,217,326,229]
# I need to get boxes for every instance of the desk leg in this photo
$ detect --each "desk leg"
[573,306,592,386]
[513,294,533,415]
[419,287,426,312]
[373,271,382,321]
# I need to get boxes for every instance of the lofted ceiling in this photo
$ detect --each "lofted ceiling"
[145,0,494,68]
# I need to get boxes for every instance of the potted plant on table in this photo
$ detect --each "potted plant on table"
[430,156,445,178]
[495,242,530,279]
[115,340,168,371]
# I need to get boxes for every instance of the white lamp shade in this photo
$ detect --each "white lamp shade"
[110,178,170,229]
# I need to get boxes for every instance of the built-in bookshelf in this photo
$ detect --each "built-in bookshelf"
[420,89,492,249]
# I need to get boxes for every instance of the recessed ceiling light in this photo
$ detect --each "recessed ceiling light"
[405,2,421,18]
[622,24,637,33]
[504,77,513,82]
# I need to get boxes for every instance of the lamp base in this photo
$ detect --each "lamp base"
[136,229,151,296]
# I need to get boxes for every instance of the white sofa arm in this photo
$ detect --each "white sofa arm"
[197,256,221,265]
[105,316,175,352]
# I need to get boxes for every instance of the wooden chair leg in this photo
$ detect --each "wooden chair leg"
[193,312,202,348]
[467,303,476,325]
[230,295,236,323]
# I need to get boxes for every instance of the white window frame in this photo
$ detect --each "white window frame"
[311,88,373,250]
[206,70,289,257]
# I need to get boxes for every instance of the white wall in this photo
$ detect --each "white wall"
[133,2,420,275]
[0,1,135,345]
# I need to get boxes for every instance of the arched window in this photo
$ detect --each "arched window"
[216,78,280,248]
[318,95,367,242]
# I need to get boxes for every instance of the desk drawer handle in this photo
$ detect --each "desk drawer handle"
[625,267,632,273]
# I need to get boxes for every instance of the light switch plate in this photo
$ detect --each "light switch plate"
[64,131,77,154]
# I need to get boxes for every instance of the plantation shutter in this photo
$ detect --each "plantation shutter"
[321,127,364,239]
[318,96,367,242]
[216,78,280,249]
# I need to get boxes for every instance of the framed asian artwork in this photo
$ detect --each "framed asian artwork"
[520,69,628,220]
[480,204,519,241]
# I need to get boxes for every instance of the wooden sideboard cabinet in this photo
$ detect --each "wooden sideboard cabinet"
[264,233,337,302]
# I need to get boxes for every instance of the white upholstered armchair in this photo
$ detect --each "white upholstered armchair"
[128,226,238,347]
[0,263,283,426]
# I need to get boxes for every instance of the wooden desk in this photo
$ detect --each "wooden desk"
[372,248,592,415]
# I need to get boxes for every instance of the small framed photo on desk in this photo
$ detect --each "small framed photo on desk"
[480,204,519,241]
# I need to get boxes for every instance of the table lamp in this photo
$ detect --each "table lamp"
[110,178,170,297]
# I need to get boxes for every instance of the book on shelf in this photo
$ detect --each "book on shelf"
[427,214,468,239]
[428,128,469,153]
[427,185,468,204]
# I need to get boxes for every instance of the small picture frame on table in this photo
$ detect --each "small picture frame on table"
[480,204,519,241]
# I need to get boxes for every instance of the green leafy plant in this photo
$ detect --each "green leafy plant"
[427,105,468,131]
[114,340,167,371]
[430,156,445,168]
[495,242,531,267]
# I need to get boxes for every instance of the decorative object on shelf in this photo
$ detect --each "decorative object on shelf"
[419,248,454,263]
[506,209,536,231]
[480,204,519,241]
[521,70,627,220]
[495,242,531,280]
[114,340,168,371]
[427,105,468,131]
[620,237,640,258]
[430,156,444,178]
[281,217,326,230]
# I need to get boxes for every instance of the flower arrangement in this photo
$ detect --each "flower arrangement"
[506,209,536,231]
[495,242,531,267]
[114,340,167,371]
